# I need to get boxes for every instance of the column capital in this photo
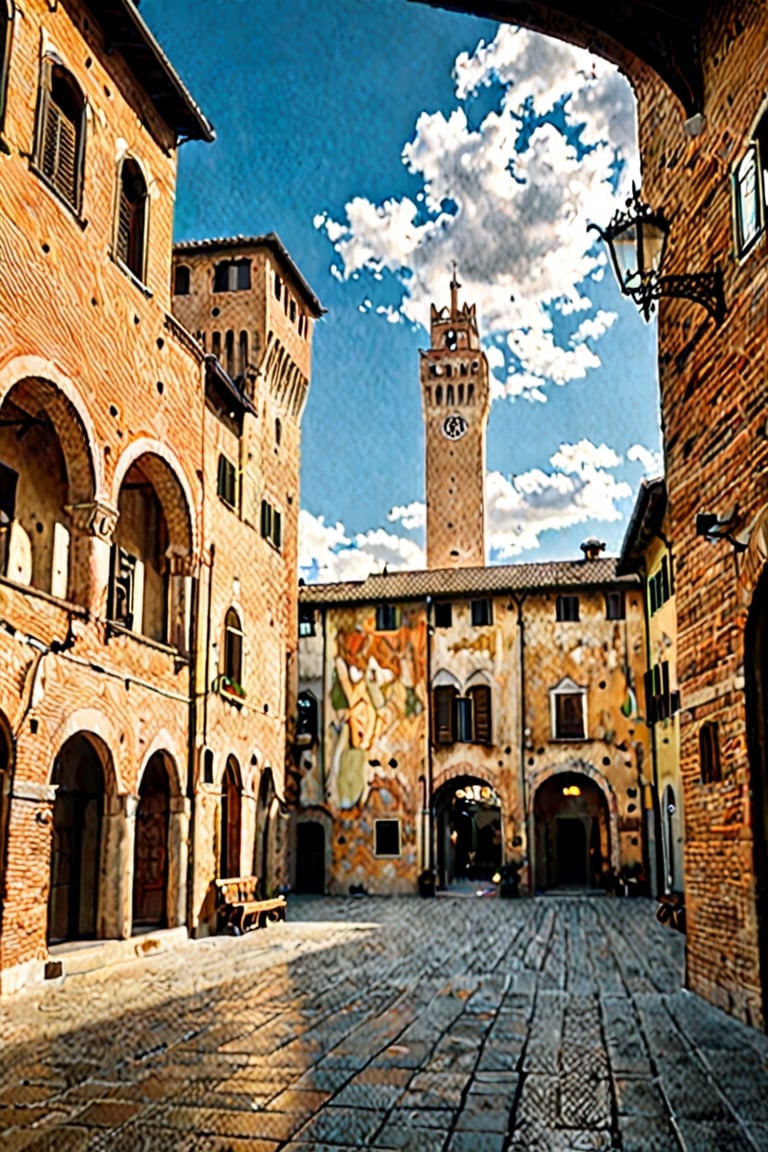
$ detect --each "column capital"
[65,501,119,543]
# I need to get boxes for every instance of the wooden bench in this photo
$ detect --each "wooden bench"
[214,876,287,935]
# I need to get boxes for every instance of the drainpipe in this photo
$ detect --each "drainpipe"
[185,568,200,930]
[424,596,434,876]
[513,593,531,893]
[638,565,663,897]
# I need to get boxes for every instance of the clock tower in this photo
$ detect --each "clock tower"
[420,272,490,569]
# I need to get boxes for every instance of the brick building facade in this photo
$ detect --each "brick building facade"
[417,0,768,1027]
[0,0,319,994]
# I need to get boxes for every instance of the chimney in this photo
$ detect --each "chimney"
[580,538,606,561]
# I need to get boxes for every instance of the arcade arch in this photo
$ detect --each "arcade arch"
[531,770,611,892]
[433,773,502,888]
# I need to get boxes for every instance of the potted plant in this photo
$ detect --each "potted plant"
[218,675,246,700]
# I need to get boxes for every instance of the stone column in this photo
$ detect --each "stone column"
[168,795,190,930]
[65,501,119,615]
[100,793,136,940]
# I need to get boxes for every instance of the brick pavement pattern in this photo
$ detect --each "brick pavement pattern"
[1,896,768,1151]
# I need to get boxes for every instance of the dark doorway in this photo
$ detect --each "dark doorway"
[556,818,588,886]
[132,754,170,930]
[256,768,276,897]
[220,757,242,879]
[296,821,325,893]
[533,772,609,892]
[746,564,768,1012]
[48,735,105,943]
[434,776,502,887]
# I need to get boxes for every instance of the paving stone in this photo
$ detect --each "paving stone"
[613,1076,668,1117]
[293,1104,388,1144]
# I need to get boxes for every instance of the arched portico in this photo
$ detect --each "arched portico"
[529,762,619,892]
[433,772,503,888]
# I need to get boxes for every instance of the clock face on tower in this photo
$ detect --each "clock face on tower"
[442,413,468,440]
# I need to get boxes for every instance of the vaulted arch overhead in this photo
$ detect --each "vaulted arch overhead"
[411,0,702,115]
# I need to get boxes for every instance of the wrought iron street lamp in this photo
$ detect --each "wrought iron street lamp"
[589,185,725,324]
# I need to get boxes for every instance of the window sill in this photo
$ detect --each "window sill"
[550,735,590,743]
[0,573,87,616]
[110,251,153,299]
[105,619,186,660]
[28,162,88,230]
[218,494,240,516]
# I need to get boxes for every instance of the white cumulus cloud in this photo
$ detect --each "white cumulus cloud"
[627,442,664,476]
[315,24,638,403]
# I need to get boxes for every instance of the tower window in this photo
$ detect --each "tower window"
[446,384,455,405]
[435,385,443,405]
[239,331,248,377]
[35,62,86,214]
[471,598,492,627]
[213,259,251,292]
[115,157,148,282]
[174,264,190,295]
[260,499,282,550]
[445,328,458,351]
[274,273,281,299]
[467,384,474,404]
[556,595,579,622]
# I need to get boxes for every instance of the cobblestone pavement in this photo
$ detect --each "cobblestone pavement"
[2,895,768,1151]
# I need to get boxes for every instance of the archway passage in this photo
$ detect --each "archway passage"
[256,768,277,897]
[434,775,502,888]
[533,772,610,892]
[746,565,768,1011]
[48,735,105,943]
[220,757,242,880]
[132,754,170,931]
[296,821,325,894]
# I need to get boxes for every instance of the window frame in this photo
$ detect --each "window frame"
[0,1,13,138]
[699,721,722,784]
[470,598,492,627]
[114,155,149,286]
[223,607,244,686]
[213,258,251,293]
[260,498,283,551]
[375,603,399,632]
[605,590,625,620]
[556,594,580,623]
[432,684,457,745]
[173,264,190,296]
[550,679,587,741]
[217,454,238,511]
[374,818,401,858]
[434,601,452,628]
[33,58,87,218]
[467,682,492,745]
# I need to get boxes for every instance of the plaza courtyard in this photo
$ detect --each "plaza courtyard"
[1,895,768,1151]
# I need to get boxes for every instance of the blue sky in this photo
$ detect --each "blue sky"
[143,0,661,580]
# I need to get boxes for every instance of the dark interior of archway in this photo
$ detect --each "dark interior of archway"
[133,755,170,930]
[220,759,242,880]
[533,772,608,891]
[296,821,325,894]
[434,776,502,887]
[256,770,276,897]
[746,566,768,1009]
[48,736,104,943]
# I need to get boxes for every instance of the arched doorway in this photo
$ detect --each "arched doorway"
[434,775,502,888]
[132,754,170,931]
[256,768,277,896]
[296,821,325,893]
[220,756,242,879]
[0,715,11,931]
[746,564,768,1009]
[533,772,610,892]
[48,735,106,943]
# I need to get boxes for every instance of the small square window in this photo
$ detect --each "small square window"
[434,602,452,628]
[376,604,399,631]
[471,598,492,627]
[556,595,579,622]
[299,607,315,638]
[174,264,190,295]
[606,591,625,620]
[554,692,585,739]
[374,819,401,857]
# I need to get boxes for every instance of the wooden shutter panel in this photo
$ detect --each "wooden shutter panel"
[41,97,60,181]
[433,687,454,745]
[55,109,77,206]
[472,685,492,745]
[117,188,132,265]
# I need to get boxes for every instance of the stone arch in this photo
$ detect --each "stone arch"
[0,356,102,503]
[111,439,197,559]
[47,707,124,795]
[528,760,620,878]
[433,770,503,886]
[432,668,461,691]
[137,731,184,795]
[48,731,120,943]
[220,754,242,879]
[132,748,186,932]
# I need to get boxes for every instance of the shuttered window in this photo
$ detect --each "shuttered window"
[37,64,84,213]
[217,455,237,509]
[433,686,456,745]
[224,608,243,684]
[468,684,492,745]
[115,158,147,281]
[554,692,586,739]
[0,1,12,131]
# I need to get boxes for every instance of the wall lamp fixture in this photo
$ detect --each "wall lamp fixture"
[589,185,725,324]
[695,505,750,552]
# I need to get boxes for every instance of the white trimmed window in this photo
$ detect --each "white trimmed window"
[550,677,587,740]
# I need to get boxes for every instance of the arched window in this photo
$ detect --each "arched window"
[0,2,13,133]
[211,330,221,361]
[220,757,242,879]
[446,384,455,405]
[224,608,243,686]
[239,330,248,377]
[467,383,474,404]
[435,385,443,405]
[36,62,85,213]
[275,417,282,446]
[115,157,148,281]
[433,684,458,745]
[225,330,235,378]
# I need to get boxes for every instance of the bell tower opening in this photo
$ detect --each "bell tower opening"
[420,269,490,570]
